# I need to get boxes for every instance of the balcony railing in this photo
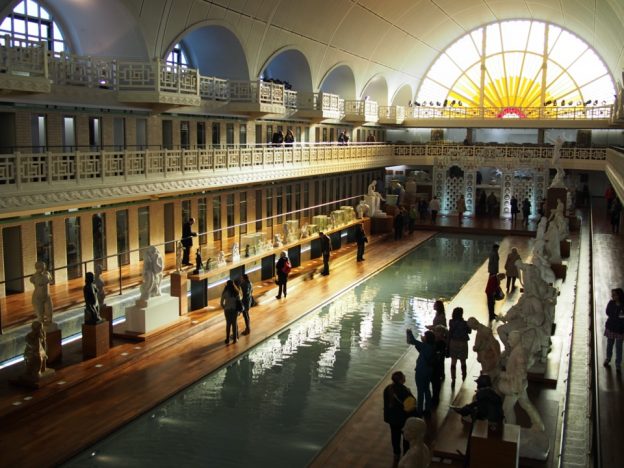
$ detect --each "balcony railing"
[0,40,618,122]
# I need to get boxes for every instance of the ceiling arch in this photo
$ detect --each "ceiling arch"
[259,48,313,93]
[319,64,356,99]
[361,74,389,105]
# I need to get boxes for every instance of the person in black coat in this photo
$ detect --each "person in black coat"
[319,232,332,276]
[181,218,197,265]
[522,198,531,227]
[354,223,368,262]
[383,371,415,461]
[604,287,624,371]
[510,195,519,225]
[275,251,290,299]
[394,208,405,241]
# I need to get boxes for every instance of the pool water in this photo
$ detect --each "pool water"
[67,234,498,467]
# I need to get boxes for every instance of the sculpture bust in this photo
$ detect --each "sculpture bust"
[83,272,102,325]
[23,320,47,380]
[30,261,54,329]
[140,246,163,301]
[398,417,431,468]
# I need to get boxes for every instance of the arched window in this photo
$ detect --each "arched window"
[0,0,65,52]
[417,20,615,110]
[166,43,189,68]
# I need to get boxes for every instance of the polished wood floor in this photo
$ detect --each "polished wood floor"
[591,198,624,468]
[0,215,562,467]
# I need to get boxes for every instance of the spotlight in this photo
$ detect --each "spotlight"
[415,101,421,106]
[544,100,552,106]
[560,99,565,106]
[584,100,592,105]
[429,101,434,106]
[458,101,463,106]
[443,99,448,107]
[593,100,598,105]
[451,100,456,106]
[436,101,441,106]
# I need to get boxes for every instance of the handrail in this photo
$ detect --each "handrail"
[588,203,602,468]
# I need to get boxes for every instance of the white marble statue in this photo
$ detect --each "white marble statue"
[94,264,106,308]
[231,243,240,263]
[356,199,370,219]
[30,261,54,330]
[217,250,227,267]
[140,246,163,301]
[283,223,292,244]
[536,216,548,241]
[497,331,546,431]
[175,241,183,272]
[544,221,562,263]
[548,198,569,242]
[530,239,556,284]
[398,417,431,468]
[23,320,48,381]
[273,234,283,248]
[549,136,566,188]
[366,180,385,217]
[467,317,501,378]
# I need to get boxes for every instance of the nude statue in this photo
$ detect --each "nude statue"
[549,136,566,188]
[497,331,545,431]
[467,317,501,377]
[398,417,431,468]
[356,199,370,219]
[140,246,163,301]
[366,180,385,216]
[548,198,569,242]
[30,261,54,329]
[83,272,102,325]
[232,243,240,262]
[23,321,47,380]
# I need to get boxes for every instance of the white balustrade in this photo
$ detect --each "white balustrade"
[0,36,47,77]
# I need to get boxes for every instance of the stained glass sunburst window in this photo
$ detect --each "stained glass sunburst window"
[416,20,615,111]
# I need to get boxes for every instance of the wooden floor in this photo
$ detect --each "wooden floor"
[591,199,624,467]
[0,216,561,468]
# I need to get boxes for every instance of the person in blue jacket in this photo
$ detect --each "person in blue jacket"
[406,328,436,416]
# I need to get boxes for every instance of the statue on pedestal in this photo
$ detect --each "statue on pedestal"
[356,199,370,219]
[536,216,548,241]
[140,246,163,301]
[300,224,309,239]
[544,221,561,263]
[232,243,240,263]
[175,241,183,272]
[193,249,204,274]
[23,321,47,381]
[497,331,545,431]
[217,250,226,267]
[530,240,556,284]
[398,417,431,468]
[94,264,106,308]
[83,272,102,324]
[467,317,501,377]
[548,198,569,241]
[30,261,54,330]
[366,180,385,217]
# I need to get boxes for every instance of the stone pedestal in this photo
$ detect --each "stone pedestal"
[124,295,179,334]
[560,239,571,258]
[470,420,520,468]
[100,305,114,346]
[170,272,188,315]
[11,368,56,389]
[546,187,567,217]
[46,328,62,364]
[551,263,567,280]
[82,321,110,359]
[364,195,381,217]
[384,205,399,217]
[371,216,393,234]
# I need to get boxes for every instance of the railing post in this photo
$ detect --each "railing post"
[14,151,21,191]
[46,151,52,185]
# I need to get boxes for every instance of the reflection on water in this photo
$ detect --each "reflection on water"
[67,234,497,468]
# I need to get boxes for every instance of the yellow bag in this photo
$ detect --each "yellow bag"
[403,395,417,413]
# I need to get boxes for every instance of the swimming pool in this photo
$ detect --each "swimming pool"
[67,234,498,467]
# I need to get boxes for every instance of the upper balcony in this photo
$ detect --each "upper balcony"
[0,41,620,127]
[0,36,50,94]
[0,143,606,219]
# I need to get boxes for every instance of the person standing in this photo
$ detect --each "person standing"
[488,243,500,275]
[521,198,531,227]
[457,195,466,226]
[504,247,521,292]
[354,223,368,262]
[418,198,428,221]
[284,129,295,147]
[319,232,332,276]
[220,280,241,345]
[429,196,440,223]
[275,251,291,299]
[603,288,624,372]
[394,208,405,241]
[383,371,415,462]
[406,329,435,416]
[448,307,471,383]
[239,274,253,335]
[510,195,519,225]
[485,273,505,323]
[181,217,197,266]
